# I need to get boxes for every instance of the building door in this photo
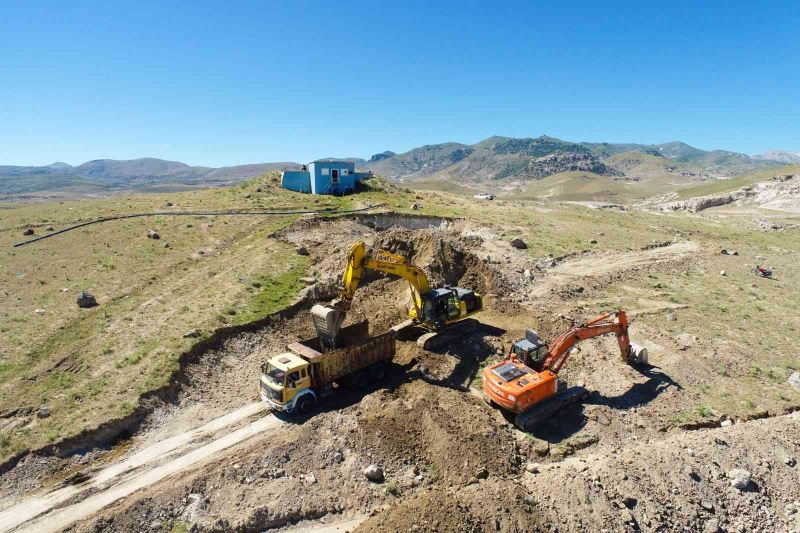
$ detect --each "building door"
[331,169,339,184]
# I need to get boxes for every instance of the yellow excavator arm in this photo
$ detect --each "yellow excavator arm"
[339,242,431,319]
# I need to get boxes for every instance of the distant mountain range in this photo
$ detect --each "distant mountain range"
[1,137,795,200]
[753,150,800,164]
[361,136,786,185]
[0,159,299,199]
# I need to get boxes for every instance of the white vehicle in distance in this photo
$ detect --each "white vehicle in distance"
[474,192,494,200]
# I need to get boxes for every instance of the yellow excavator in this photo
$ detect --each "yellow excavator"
[311,241,482,350]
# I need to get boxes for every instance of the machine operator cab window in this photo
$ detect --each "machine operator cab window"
[288,371,300,387]
[513,329,548,370]
[422,288,461,327]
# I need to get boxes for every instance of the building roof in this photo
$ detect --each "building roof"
[310,158,357,164]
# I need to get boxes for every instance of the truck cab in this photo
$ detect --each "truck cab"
[260,352,312,412]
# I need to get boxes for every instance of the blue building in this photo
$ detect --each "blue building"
[281,159,372,195]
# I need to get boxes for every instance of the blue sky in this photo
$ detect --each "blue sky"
[1,1,798,166]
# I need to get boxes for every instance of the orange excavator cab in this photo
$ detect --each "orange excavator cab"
[482,310,647,431]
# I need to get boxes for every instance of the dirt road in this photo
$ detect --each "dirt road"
[0,403,278,533]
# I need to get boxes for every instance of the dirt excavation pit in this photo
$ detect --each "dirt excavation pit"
[8,212,798,533]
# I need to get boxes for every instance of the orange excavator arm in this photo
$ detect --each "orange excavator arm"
[540,310,632,373]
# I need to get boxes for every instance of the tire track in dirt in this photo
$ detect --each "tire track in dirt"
[0,403,274,533]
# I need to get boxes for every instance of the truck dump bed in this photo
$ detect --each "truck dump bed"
[287,321,395,385]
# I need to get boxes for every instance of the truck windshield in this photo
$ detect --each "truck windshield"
[265,363,286,386]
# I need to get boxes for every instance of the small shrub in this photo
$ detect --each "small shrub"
[695,405,713,418]
[384,481,400,496]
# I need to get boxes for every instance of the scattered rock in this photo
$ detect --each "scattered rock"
[721,249,739,256]
[146,229,160,239]
[758,219,781,231]
[509,238,528,250]
[22,227,34,236]
[666,313,677,321]
[784,457,796,467]
[727,468,752,490]
[162,242,170,248]
[45,226,54,232]
[303,472,317,484]
[34,308,45,316]
[642,240,672,250]
[525,463,540,474]
[37,406,50,418]
[475,467,489,480]
[704,518,721,533]
[255,188,262,193]
[76,292,98,308]
[333,451,344,463]
[720,270,727,276]
[675,333,698,350]
[149,521,163,530]
[299,277,317,285]
[410,202,422,210]
[700,501,715,512]
[523,269,532,280]
[363,464,384,482]
[721,419,733,427]
[588,239,598,244]
[788,372,800,392]
[619,508,634,523]
[296,246,310,256]
[183,329,202,339]
[165,202,174,207]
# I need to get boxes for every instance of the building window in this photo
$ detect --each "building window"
[342,168,350,175]
[321,168,329,176]
[331,169,340,184]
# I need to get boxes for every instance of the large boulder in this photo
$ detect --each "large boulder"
[509,237,528,250]
[363,464,384,482]
[727,468,752,490]
[76,292,98,308]
[789,372,800,392]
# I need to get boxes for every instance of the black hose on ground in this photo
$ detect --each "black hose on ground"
[13,203,386,248]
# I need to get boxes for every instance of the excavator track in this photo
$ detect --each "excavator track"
[513,386,589,432]
[415,318,480,351]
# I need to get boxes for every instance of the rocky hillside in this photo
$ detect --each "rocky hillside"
[755,150,800,164]
[365,136,782,186]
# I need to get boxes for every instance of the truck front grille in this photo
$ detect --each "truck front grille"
[262,382,282,402]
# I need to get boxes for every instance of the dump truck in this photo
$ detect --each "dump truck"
[260,320,395,414]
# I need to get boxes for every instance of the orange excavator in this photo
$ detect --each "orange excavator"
[482,310,647,431]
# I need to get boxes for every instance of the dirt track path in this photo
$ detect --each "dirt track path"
[0,403,277,533]
[530,241,699,297]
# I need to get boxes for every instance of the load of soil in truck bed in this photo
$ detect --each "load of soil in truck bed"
[295,321,371,353]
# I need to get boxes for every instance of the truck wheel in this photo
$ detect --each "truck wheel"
[368,362,386,381]
[352,370,368,389]
[296,395,316,415]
